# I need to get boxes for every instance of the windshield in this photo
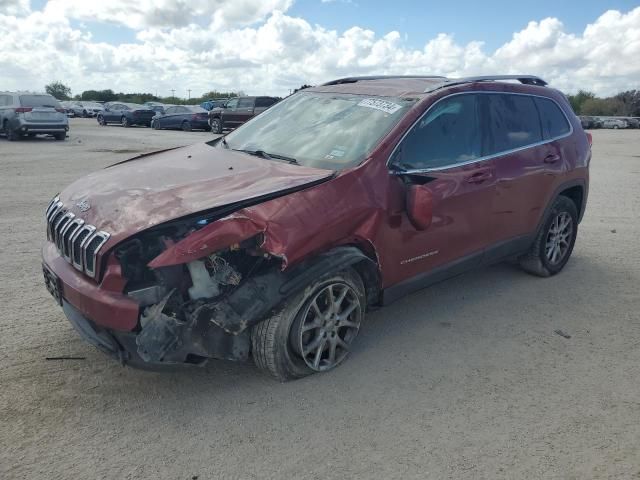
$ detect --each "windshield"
[19,95,60,108]
[223,91,414,170]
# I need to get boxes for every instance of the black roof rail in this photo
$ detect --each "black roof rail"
[322,75,447,86]
[425,75,548,92]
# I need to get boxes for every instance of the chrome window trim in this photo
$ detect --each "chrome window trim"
[83,231,110,278]
[387,90,574,174]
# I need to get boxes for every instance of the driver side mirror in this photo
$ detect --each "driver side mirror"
[406,184,434,230]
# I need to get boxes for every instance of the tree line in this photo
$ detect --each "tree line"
[44,81,241,105]
[567,90,640,117]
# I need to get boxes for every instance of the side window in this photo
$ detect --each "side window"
[535,97,571,139]
[0,95,7,106]
[255,97,276,108]
[226,98,239,111]
[238,97,254,109]
[392,94,481,170]
[484,94,542,154]
[121,105,130,111]
[164,107,175,115]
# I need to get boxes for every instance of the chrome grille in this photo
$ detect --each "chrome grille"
[45,196,110,278]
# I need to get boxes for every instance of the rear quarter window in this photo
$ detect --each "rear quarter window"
[535,97,571,139]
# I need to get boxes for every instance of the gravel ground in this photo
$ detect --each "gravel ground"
[1,120,639,480]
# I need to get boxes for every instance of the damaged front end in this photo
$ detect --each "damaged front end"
[112,213,279,366]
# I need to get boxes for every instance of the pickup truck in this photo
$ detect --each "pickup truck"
[208,96,279,134]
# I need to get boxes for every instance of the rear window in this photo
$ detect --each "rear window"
[256,97,277,108]
[19,95,60,108]
[535,97,571,139]
[484,94,543,155]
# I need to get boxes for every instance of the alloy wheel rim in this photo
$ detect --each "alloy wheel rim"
[545,212,573,265]
[294,283,361,371]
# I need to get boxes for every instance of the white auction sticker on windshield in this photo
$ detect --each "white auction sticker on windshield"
[357,98,402,114]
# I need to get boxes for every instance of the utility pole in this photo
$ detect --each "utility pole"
[171,89,175,98]
[187,89,191,100]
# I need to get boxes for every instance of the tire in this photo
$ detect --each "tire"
[54,132,66,141]
[251,268,366,381]
[181,120,192,132]
[210,117,222,134]
[613,125,619,129]
[97,115,106,126]
[4,121,18,141]
[519,195,578,277]
[121,116,130,128]
[151,119,160,130]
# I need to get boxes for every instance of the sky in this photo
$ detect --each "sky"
[1,0,639,98]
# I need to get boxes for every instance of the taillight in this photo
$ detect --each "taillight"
[55,108,65,113]
[586,132,593,147]
[15,107,32,113]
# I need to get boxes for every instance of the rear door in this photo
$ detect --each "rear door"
[484,93,569,255]
[386,93,495,283]
[236,97,255,123]
[221,98,240,126]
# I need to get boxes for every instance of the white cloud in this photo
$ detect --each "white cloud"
[0,3,639,98]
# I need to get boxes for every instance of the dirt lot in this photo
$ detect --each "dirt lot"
[1,119,639,479]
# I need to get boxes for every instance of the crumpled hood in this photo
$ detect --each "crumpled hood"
[58,142,333,248]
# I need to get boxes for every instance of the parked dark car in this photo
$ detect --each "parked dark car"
[208,96,279,133]
[97,103,155,127]
[42,75,590,380]
[151,105,210,131]
[0,92,68,140]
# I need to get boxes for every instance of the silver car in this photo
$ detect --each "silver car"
[0,92,69,141]
[602,118,628,129]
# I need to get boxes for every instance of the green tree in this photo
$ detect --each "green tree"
[45,81,72,100]
[567,90,595,115]
[614,90,640,116]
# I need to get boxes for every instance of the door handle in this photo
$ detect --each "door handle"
[466,171,492,184]
[544,154,561,164]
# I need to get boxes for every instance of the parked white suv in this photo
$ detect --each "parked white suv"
[0,92,69,141]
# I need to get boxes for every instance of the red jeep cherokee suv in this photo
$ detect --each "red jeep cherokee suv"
[42,75,590,380]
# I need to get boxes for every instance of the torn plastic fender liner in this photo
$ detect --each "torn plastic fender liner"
[190,246,378,335]
[148,215,267,268]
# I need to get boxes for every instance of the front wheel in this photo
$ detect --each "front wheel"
[251,268,365,381]
[97,115,106,126]
[151,119,160,130]
[53,132,66,141]
[519,196,578,277]
[121,116,131,128]
[210,117,222,134]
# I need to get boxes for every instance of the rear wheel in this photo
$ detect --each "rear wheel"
[251,268,365,381]
[151,119,160,130]
[519,196,578,277]
[210,117,222,134]
[97,115,106,126]
[121,116,130,128]
[181,120,192,132]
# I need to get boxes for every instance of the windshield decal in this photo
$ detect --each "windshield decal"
[357,98,402,115]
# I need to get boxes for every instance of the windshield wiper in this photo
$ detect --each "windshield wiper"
[233,149,299,165]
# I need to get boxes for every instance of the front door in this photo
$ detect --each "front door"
[384,92,495,287]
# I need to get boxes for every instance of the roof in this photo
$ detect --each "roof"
[309,75,548,98]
